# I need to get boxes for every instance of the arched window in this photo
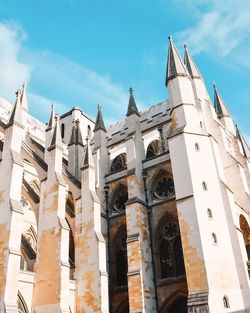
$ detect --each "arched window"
[110,153,127,173]
[61,123,65,139]
[207,209,213,219]
[112,226,128,288]
[111,184,128,213]
[66,219,75,280]
[146,140,160,159]
[195,143,200,151]
[202,181,207,191]
[156,216,186,279]
[212,233,218,244]
[239,215,250,261]
[20,227,37,272]
[18,292,28,313]
[223,296,230,308]
[152,171,175,200]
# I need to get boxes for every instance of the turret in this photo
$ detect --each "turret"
[166,37,200,131]
[213,83,235,134]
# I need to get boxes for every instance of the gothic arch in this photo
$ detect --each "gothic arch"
[159,290,188,313]
[110,153,127,173]
[154,213,185,280]
[17,291,29,313]
[239,214,250,260]
[146,139,161,159]
[66,218,75,280]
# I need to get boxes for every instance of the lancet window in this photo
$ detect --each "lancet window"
[156,216,185,280]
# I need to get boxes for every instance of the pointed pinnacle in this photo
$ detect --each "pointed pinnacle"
[46,102,56,131]
[82,135,94,168]
[48,114,63,150]
[166,36,188,86]
[7,89,23,127]
[213,84,231,118]
[20,81,28,112]
[94,104,106,132]
[184,44,202,79]
[126,87,140,117]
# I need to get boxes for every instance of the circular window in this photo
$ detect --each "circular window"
[153,176,175,199]
[112,186,128,213]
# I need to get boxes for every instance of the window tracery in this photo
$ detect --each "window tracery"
[110,153,127,173]
[111,184,128,213]
[156,217,185,280]
[146,140,160,159]
[153,174,175,200]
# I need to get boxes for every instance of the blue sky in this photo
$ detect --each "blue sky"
[0,0,249,141]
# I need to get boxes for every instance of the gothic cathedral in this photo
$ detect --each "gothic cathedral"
[0,37,250,313]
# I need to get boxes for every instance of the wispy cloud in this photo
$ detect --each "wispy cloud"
[175,0,250,56]
[0,21,31,100]
[0,20,134,125]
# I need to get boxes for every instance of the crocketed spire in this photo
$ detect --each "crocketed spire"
[166,36,188,86]
[236,125,250,159]
[184,44,202,79]
[126,87,140,117]
[46,103,56,131]
[94,104,106,132]
[213,83,231,118]
[48,115,63,150]
[7,89,23,127]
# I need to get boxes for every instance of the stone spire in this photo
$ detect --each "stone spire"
[184,44,202,79]
[46,103,56,132]
[236,125,250,159]
[126,87,140,117]
[94,104,106,132]
[48,115,63,150]
[82,136,94,168]
[20,81,28,112]
[69,119,83,146]
[6,89,23,127]
[213,83,231,118]
[166,36,188,86]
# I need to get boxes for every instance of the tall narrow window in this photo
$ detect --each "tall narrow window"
[61,123,65,139]
[160,240,174,278]
[207,209,213,219]
[116,249,128,286]
[113,227,128,288]
[223,296,230,308]
[156,216,186,280]
[212,233,218,244]
[202,181,207,191]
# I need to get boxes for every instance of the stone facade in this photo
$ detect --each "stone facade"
[0,37,250,313]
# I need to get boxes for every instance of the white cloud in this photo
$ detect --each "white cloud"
[175,0,250,56]
[0,20,135,124]
[0,21,31,101]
